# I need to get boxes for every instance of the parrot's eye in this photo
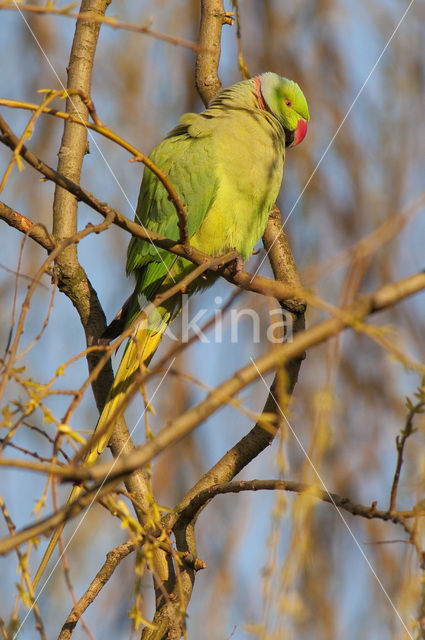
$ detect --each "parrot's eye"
[284,99,293,108]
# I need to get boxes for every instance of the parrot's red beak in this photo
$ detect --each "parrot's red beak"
[292,118,308,147]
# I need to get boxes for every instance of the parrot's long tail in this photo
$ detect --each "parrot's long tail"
[32,321,166,590]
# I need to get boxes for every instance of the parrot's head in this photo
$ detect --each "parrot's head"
[258,72,310,148]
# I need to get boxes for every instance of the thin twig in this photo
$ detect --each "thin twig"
[389,386,425,511]
[0,494,46,639]
[0,4,202,52]
[233,0,250,79]
[0,480,120,556]
[1,97,190,238]
[57,540,136,640]
[0,209,115,407]
[0,91,59,194]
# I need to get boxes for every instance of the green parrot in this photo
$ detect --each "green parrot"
[33,72,309,588]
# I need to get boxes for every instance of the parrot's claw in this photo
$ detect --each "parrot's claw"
[229,252,244,276]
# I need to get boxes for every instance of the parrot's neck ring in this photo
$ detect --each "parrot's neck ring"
[253,76,267,111]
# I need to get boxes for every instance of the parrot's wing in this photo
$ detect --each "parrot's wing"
[126,112,219,276]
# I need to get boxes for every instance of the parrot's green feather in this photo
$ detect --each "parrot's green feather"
[126,118,219,273]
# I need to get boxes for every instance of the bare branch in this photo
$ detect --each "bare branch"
[0,94,191,234]
[180,479,410,527]
[389,386,425,512]
[169,221,306,526]
[0,200,55,251]
[195,0,226,104]
[57,540,135,640]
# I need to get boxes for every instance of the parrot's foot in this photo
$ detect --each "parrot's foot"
[229,252,244,276]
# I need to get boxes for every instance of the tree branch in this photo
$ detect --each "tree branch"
[0,200,55,251]
[0,480,120,556]
[0,266,423,558]
[57,540,135,640]
[178,479,410,526]
[195,0,226,103]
